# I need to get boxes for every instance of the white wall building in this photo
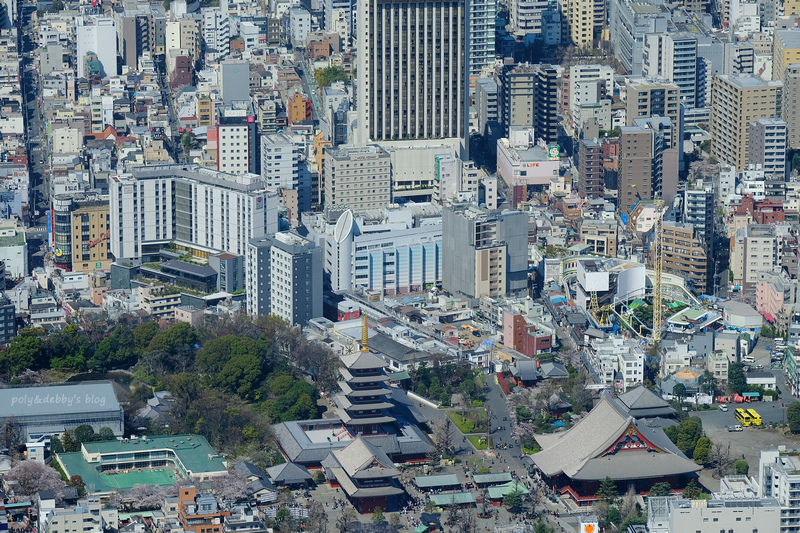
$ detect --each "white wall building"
[109,165,279,261]
[290,7,311,46]
[588,335,645,391]
[261,133,299,191]
[306,206,443,295]
[76,16,117,78]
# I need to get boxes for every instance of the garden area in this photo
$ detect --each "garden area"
[447,409,489,434]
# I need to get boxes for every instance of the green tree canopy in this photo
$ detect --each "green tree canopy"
[788,401,800,433]
[728,362,747,394]
[693,437,712,465]
[701,370,718,395]
[596,476,617,503]
[648,482,671,497]
[682,479,701,499]
[733,459,749,476]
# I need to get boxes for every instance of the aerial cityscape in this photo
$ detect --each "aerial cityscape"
[0,0,799,531]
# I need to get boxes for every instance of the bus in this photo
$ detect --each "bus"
[746,408,762,426]
[735,408,752,427]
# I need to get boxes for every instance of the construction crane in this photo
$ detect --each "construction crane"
[630,185,665,344]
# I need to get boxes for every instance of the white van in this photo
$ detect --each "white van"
[743,356,756,363]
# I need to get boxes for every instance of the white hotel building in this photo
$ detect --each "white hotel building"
[109,165,279,262]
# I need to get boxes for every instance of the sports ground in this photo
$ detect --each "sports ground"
[99,468,176,489]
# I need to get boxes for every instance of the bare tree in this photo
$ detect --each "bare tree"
[431,417,456,458]
[7,461,66,500]
[711,442,735,478]
[306,501,327,533]
[1,415,23,458]
[620,486,637,520]
[453,508,478,533]
[336,507,357,533]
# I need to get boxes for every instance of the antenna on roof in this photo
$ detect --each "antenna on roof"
[361,310,369,352]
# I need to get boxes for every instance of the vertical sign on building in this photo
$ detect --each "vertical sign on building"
[46,210,53,248]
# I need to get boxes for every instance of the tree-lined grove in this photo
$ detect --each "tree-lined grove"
[0,314,341,467]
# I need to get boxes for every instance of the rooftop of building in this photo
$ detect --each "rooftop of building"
[717,74,783,89]
[0,382,121,419]
[116,165,267,193]
[326,145,389,160]
[775,29,800,48]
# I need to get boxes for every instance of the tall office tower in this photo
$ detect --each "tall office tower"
[470,0,496,75]
[220,59,251,105]
[216,101,258,175]
[109,165,279,262]
[261,133,300,191]
[356,0,467,143]
[202,9,231,61]
[772,30,800,84]
[618,126,666,215]
[682,181,714,290]
[562,0,595,46]
[642,33,699,109]
[0,0,14,30]
[442,205,528,299]
[625,81,681,147]
[711,75,783,171]
[747,119,787,178]
[76,16,118,78]
[783,64,800,149]
[246,232,323,326]
[578,138,604,198]
[117,5,155,68]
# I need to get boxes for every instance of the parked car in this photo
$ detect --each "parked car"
[719,404,728,412]
[727,425,743,432]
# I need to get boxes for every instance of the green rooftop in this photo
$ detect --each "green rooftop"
[430,492,475,506]
[0,232,25,247]
[58,435,227,495]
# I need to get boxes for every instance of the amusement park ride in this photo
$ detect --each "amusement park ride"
[588,184,665,344]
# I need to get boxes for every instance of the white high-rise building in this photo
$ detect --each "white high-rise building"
[76,16,118,78]
[290,6,312,46]
[510,0,549,35]
[357,0,467,143]
[203,9,231,60]
[109,165,279,261]
[642,33,700,109]
[470,0,496,75]
[261,133,299,191]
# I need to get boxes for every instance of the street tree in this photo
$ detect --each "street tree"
[788,401,800,433]
[672,383,687,404]
[305,501,327,533]
[733,459,749,476]
[728,362,747,394]
[336,507,357,533]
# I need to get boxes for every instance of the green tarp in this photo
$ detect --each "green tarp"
[430,493,475,506]
[414,474,460,488]
[487,481,531,499]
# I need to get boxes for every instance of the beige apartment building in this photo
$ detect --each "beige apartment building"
[564,0,595,47]
[625,81,680,148]
[323,145,391,210]
[579,219,618,256]
[773,30,800,83]
[655,222,708,294]
[619,127,655,216]
[783,64,800,149]
[710,75,783,171]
